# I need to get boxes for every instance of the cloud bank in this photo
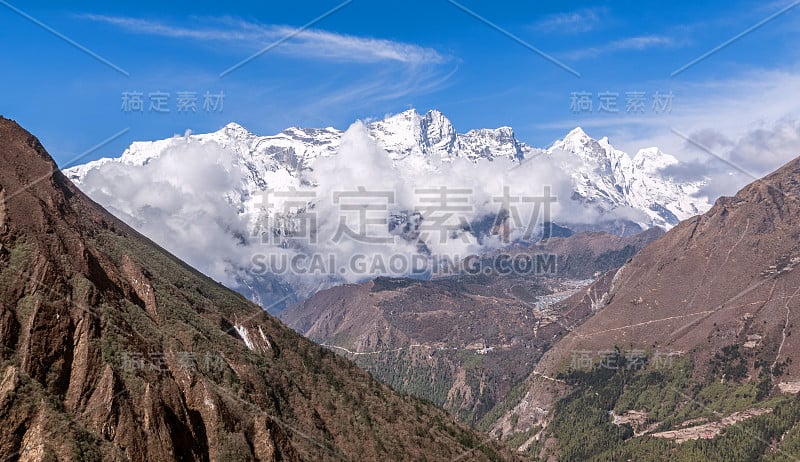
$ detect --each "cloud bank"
[80,139,253,286]
[677,118,800,199]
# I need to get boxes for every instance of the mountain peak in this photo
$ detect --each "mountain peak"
[421,109,453,130]
[550,126,600,154]
[0,117,65,199]
[424,108,446,118]
[566,126,589,138]
[393,108,422,120]
[220,121,252,136]
[633,147,678,172]
[382,108,453,127]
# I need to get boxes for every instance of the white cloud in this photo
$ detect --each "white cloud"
[301,65,459,115]
[564,35,680,60]
[727,118,800,174]
[683,118,800,198]
[81,14,446,65]
[79,139,253,286]
[533,8,605,34]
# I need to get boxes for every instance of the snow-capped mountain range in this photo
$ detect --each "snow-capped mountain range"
[67,108,708,230]
[63,109,710,309]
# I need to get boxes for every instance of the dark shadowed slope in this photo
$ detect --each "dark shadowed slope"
[0,117,515,461]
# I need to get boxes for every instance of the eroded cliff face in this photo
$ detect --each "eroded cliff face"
[0,118,514,461]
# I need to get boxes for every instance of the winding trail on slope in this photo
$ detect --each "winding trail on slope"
[576,310,717,339]
[530,370,567,384]
[574,274,793,341]
[772,286,800,373]
[320,343,470,356]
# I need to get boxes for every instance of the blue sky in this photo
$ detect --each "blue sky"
[3,0,800,177]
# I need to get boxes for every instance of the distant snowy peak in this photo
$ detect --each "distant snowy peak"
[366,109,523,162]
[459,126,525,162]
[550,126,593,152]
[633,147,679,173]
[219,122,252,140]
[545,127,708,228]
[549,127,622,165]
[367,109,435,158]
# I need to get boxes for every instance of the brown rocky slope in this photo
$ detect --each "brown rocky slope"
[0,117,517,461]
[496,154,800,436]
